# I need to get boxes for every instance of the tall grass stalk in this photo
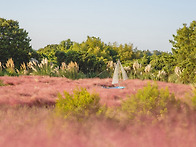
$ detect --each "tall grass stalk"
[27,58,56,76]
[5,58,17,76]
[0,62,3,76]
[144,64,151,73]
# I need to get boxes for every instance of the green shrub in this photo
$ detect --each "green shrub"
[0,80,6,86]
[168,73,178,83]
[64,71,86,80]
[121,82,181,119]
[0,70,4,76]
[55,88,101,119]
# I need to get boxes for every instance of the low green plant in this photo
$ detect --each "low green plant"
[168,74,178,83]
[55,88,101,119]
[0,80,6,86]
[121,82,181,119]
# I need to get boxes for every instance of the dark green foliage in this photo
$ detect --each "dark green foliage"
[0,18,33,68]
[29,50,42,62]
[81,53,105,75]
[150,52,176,77]
[55,51,67,66]
[55,88,101,119]
[104,46,118,62]
[63,50,81,64]
[55,50,105,76]
[170,21,196,83]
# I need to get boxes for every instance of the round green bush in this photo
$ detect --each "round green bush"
[55,88,100,119]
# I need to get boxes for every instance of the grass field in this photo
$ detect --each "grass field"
[0,76,195,147]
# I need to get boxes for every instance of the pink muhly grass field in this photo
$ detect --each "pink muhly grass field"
[0,76,195,147]
[0,106,196,147]
[0,76,192,106]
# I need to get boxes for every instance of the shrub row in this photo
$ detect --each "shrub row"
[55,83,195,122]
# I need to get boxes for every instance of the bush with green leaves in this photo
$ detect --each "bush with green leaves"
[121,83,182,119]
[55,88,101,119]
[0,80,6,86]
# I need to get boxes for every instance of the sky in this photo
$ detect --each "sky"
[1,0,196,52]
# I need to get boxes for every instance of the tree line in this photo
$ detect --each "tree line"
[0,18,195,83]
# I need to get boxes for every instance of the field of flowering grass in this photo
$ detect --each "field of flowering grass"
[0,76,195,147]
[0,106,196,147]
[0,76,192,106]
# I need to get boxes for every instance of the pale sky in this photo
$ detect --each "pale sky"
[1,0,196,52]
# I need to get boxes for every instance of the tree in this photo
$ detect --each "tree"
[116,43,133,63]
[58,39,73,51]
[170,21,196,83]
[37,44,58,63]
[55,51,67,66]
[104,45,118,62]
[55,50,105,75]
[150,53,175,74]
[0,18,33,67]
